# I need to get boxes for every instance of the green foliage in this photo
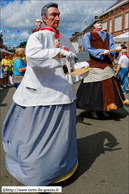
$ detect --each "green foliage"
[18,41,27,48]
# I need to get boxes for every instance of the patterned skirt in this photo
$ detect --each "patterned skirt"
[76,77,125,111]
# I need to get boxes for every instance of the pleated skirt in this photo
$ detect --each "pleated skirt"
[76,77,125,111]
[2,101,78,186]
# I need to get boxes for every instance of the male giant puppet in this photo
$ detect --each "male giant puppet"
[32,19,42,33]
[76,18,129,118]
[2,2,89,186]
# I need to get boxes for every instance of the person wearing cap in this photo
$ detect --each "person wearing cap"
[2,2,89,186]
[76,17,128,119]
[31,19,43,33]
[116,45,129,94]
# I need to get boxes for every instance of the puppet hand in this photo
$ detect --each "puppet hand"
[104,50,110,55]
[59,49,71,57]
[115,46,122,53]
[59,49,77,60]
[66,52,78,61]
[70,53,78,59]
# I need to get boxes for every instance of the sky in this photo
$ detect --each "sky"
[0,0,118,48]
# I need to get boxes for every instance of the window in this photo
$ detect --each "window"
[109,20,112,33]
[115,15,122,31]
[125,12,129,29]
[102,22,107,31]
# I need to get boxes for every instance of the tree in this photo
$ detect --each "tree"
[18,41,27,48]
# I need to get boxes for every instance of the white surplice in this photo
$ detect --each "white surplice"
[13,30,78,106]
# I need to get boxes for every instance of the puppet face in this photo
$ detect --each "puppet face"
[94,22,102,29]
[36,21,42,28]
[42,7,60,30]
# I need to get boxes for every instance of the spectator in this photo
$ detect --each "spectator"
[1,53,11,87]
[12,54,15,63]
[13,48,26,88]
[0,57,4,90]
[116,45,129,94]
[8,55,14,85]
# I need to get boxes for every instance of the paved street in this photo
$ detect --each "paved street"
[0,78,129,194]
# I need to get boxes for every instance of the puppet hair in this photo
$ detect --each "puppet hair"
[41,2,58,18]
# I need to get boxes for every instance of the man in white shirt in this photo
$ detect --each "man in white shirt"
[2,2,89,186]
[116,45,129,94]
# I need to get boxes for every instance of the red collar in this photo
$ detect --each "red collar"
[40,26,60,39]
[123,53,129,58]
[94,28,104,34]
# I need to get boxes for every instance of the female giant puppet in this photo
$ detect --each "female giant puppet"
[76,18,129,118]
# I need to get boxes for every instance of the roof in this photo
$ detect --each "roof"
[106,0,123,11]
[74,22,94,37]
[71,0,128,39]
[98,0,128,17]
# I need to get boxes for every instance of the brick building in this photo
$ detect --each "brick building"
[71,0,129,53]
[99,0,129,53]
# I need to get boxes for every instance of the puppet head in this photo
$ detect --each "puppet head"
[41,2,60,30]
[36,19,42,29]
[94,18,102,30]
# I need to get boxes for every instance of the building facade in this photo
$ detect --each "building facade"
[71,0,129,53]
[99,0,129,53]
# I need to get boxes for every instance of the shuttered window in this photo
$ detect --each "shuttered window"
[115,15,122,31]
[102,22,107,31]
[125,12,129,29]
[109,20,112,33]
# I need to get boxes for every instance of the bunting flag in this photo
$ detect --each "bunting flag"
[3,10,126,46]
[1,18,96,34]
[0,8,125,39]
[103,6,124,18]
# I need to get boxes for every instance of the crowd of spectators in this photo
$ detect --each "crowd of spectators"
[0,49,27,90]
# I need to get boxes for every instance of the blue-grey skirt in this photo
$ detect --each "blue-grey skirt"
[2,101,78,186]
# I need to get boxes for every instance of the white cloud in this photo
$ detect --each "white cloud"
[1,0,117,37]
[10,31,30,39]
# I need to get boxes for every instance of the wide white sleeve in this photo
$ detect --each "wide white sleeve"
[65,39,90,69]
[26,33,68,69]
